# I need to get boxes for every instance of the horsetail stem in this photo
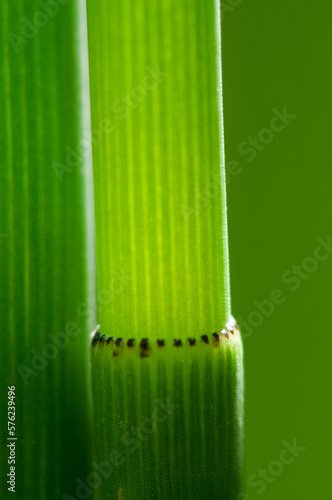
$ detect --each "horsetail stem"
[87,0,244,498]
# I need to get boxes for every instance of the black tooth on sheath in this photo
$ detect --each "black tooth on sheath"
[98,334,106,344]
[106,336,115,345]
[115,337,124,347]
[212,332,221,342]
[92,332,101,347]
[140,338,150,358]
[157,339,165,347]
[220,329,229,339]
[140,338,149,349]
[201,334,209,344]
[127,339,135,348]
[188,337,196,346]
[173,339,182,347]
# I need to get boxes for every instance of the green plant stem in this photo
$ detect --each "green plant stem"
[91,332,243,500]
[87,0,230,341]
[87,0,244,498]
[0,2,96,499]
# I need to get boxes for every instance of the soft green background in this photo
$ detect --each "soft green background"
[222,1,332,499]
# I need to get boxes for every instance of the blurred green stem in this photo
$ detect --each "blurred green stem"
[0,1,96,498]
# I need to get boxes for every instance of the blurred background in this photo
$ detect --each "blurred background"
[222,1,332,498]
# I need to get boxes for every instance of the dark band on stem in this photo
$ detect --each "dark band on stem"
[91,325,238,353]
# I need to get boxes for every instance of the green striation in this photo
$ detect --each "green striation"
[87,0,244,498]
[87,0,230,341]
[0,1,96,499]
[91,330,243,499]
